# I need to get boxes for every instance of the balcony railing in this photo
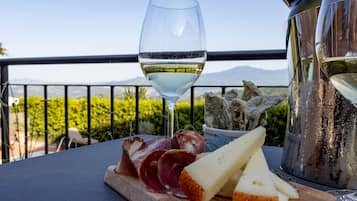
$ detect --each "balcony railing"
[0,49,287,163]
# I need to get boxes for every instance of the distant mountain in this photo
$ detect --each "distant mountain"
[9,66,288,98]
[196,66,288,86]
[10,78,48,84]
[107,66,288,86]
[108,76,150,85]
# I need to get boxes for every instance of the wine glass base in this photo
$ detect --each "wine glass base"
[327,190,357,201]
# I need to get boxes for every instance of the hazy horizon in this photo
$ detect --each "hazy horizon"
[9,65,288,84]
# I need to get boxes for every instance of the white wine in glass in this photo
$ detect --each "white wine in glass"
[316,0,357,200]
[316,0,357,107]
[321,57,357,106]
[139,0,206,137]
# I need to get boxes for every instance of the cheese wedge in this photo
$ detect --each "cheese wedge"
[277,192,289,201]
[233,149,278,201]
[195,153,245,198]
[270,172,299,199]
[179,127,266,201]
[217,169,242,197]
[217,170,299,199]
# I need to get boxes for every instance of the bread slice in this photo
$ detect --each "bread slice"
[179,127,266,201]
[233,149,278,201]
[270,172,299,199]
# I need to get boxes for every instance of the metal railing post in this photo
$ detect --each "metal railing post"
[64,85,69,149]
[190,86,195,127]
[1,65,9,163]
[110,86,115,139]
[87,86,91,145]
[162,98,166,136]
[221,87,226,96]
[24,85,28,158]
[135,86,139,134]
[44,85,48,154]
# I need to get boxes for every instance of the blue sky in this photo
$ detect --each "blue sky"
[0,0,289,83]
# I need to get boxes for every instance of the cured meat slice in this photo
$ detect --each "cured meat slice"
[138,150,167,193]
[116,137,174,193]
[158,149,196,197]
[171,130,206,155]
[115,137,171,178]
[131,137,171,169]
[115,137,144,177]
[132,137,171,193]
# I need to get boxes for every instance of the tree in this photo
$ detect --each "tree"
[122,87,135,100]
[139,87,147,99]
[0,42,6,55]
[122,87,147,100]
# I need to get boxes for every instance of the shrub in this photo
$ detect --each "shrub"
[13,97,287,146]
[265,101,288,147]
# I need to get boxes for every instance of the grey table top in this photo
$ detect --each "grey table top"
[0,135,333,201]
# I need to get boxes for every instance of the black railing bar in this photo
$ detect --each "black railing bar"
[64,85,69,150]
[44,85,48,154]
[190,87,195,127]
[110,86,115,139]
[0,50,286,65]
[192,85,288,88]
[0,54,138,65]
[8,84,288,88]
[1,65,10,163]
[8,83,153,87]
[24,85,28,159]
[135,86,139,135]
[221,87,226,96]
[87,86,91,145]
[207,49,286,61]
[161,98,166,136]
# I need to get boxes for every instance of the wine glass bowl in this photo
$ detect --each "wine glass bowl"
[315,0,357,106]
[316,0,357,199]
[139,0,206,137]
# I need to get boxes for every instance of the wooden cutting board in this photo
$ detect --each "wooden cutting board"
[104,165,336,201]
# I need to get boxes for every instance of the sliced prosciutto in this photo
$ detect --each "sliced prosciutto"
[119,137,171,193]
[133,138,171,193]
[138,150,167,193]
[115,137,144,177]
[130,137,171,169]
[115,137,171,192]
[158,149,196,197]
[171,130,207,155]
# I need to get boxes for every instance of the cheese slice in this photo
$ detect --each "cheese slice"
[270,172,299,199]
[233,149,278,201]
[179,127,266,201]
[217,162,247,197]
[195,154,245,198]
[278,192,289,201]
[216,155,299,199]
[217,168,242,197]
[217,169,299,199]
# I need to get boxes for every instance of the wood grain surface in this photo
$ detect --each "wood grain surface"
[104,165,335,201]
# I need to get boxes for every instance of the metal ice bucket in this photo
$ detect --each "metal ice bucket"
[282,0,357,189]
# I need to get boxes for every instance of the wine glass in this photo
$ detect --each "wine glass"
[316,0,357,107]
[139,0,206,138]
[316,0,357,200]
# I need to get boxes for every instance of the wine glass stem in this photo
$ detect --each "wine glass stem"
[167,101,175,138]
